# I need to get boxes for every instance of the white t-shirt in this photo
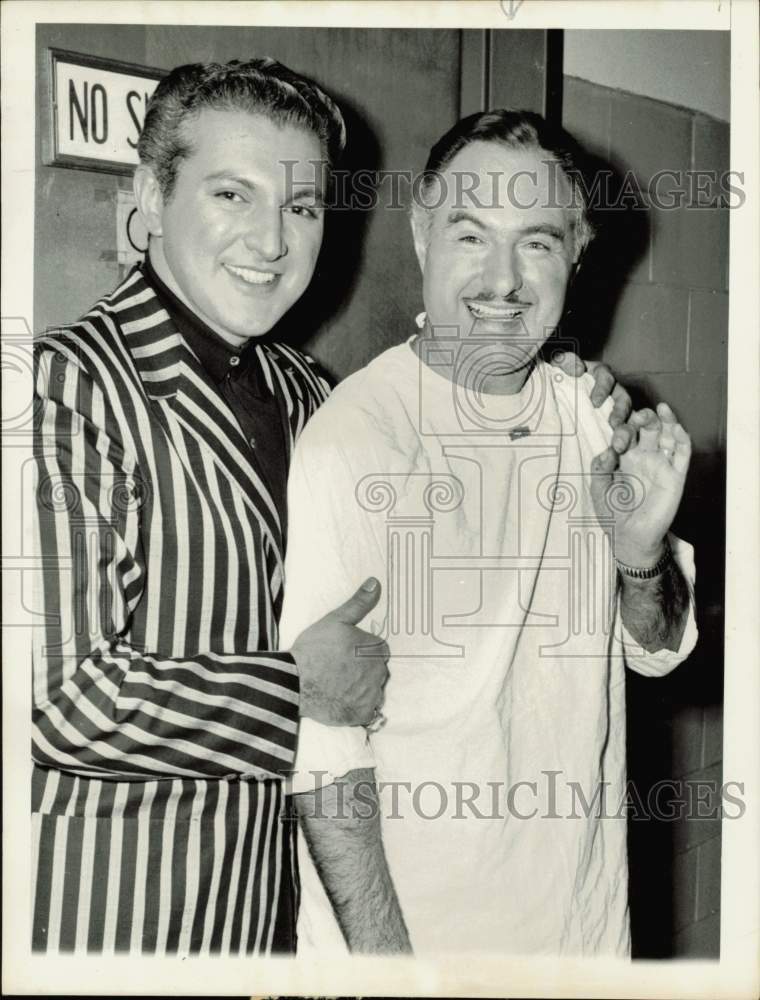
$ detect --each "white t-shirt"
[279,341,697,957]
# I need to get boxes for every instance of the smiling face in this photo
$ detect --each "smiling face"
[414,141,578,391]
[137,108,325,347]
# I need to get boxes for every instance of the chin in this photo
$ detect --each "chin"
[232,311,278,339]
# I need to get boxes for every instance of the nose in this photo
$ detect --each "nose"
[483,242,523,297]
[243,204,287,262]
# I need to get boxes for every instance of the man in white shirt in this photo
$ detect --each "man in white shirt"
[278,109,697,956]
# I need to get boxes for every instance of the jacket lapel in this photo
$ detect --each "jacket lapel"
[114,268,285,564]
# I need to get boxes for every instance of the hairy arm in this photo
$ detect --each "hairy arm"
[618,552,690,653]
[295,767,412,954]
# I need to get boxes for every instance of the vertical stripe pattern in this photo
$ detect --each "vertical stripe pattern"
[32,266,329,953]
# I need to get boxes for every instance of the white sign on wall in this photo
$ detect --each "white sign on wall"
[43,49,164,173]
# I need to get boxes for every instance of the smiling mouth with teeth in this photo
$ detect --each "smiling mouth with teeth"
[225,264,278,286]
[466,301,530,320]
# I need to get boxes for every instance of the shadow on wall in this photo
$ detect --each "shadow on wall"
[271,96,381,375]
[556,146,724,959]
[559,148,650,358]
[626,448,724,959]
[540,147,650,379]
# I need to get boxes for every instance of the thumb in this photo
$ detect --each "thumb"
[329,577,382,625]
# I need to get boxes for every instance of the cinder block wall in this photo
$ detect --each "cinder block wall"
[563,76,726,958]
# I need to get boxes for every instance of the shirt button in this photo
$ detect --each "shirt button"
[230,355,241,367]
[248,437,256,449]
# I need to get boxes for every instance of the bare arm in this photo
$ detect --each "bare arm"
[295,767,412,954]
[618,550,690,652]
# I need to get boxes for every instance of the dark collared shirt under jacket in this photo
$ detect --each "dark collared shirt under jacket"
[143,255,292,540]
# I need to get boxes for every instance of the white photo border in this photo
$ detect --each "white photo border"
[2,2,757,997]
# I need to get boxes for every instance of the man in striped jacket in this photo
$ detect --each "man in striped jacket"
[32,58,394,956]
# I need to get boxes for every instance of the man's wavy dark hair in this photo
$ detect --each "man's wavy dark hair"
[137,57,346,200]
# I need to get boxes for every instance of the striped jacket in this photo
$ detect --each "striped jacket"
[32,265,329,954]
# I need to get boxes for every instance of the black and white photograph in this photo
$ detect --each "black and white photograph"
[2,1,758,997]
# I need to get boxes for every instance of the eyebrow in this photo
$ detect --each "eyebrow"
[205,171,255,190]
[520,222,567,242]
[204,172,325,204]
[445,211,567,243]
[287,184,325,206]
[446,210,487,229]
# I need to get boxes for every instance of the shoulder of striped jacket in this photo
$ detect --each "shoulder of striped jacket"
[35,268,160,374]
[264,342,334,394]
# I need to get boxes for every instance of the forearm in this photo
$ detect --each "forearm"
[295,767,411,954]
[33,643,300,780]
[618,553,690,653]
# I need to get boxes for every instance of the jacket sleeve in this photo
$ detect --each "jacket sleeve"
[33,339,299,781]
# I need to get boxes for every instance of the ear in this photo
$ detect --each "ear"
[133,165,165,237]
[569,248,585,284]
[409,206,429,272]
